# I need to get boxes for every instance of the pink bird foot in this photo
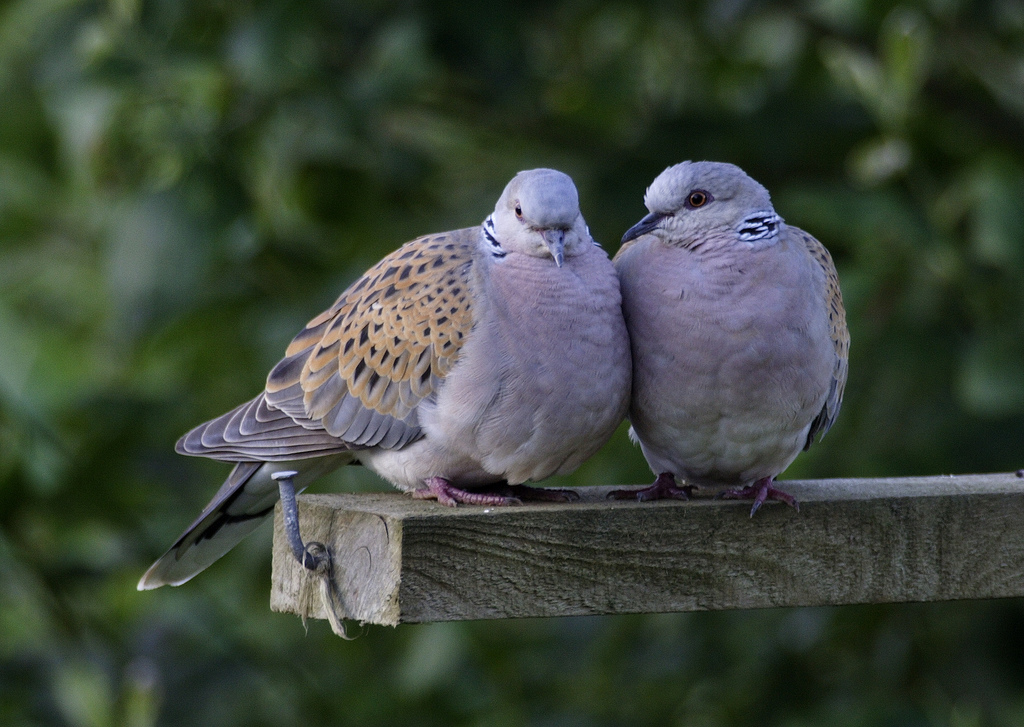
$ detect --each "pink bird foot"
[608,472,694,501]
[718,476,800,517]
[412,477,522,507]
[487,484,580,502]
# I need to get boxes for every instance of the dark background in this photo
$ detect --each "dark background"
[2,0,1023,724]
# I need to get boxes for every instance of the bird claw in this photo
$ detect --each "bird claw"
[412,477,522,507]
[718,477,800,517]
[608,472,693,501]
[487,483,580,503]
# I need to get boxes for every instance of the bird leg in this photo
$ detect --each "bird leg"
[608,472,693,501]
[412,477,523,507]
[273,470,324,570]
[718,476,800,517]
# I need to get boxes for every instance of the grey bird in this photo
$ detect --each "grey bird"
[611,161,849,515]
[139,168,631,589]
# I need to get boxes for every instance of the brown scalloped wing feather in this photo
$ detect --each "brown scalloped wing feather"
[265,228,477,435]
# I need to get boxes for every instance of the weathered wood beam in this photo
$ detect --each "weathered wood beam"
[270,472,1024,626]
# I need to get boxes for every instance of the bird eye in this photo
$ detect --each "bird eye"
[515,204,523,219]
[686,190,711,209]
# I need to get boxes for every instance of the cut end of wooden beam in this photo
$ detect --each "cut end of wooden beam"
[271,473,1024,627]
[271,495,405,626]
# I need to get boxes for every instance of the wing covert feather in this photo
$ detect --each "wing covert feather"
[265,227,479,443]
[797,228,849,446]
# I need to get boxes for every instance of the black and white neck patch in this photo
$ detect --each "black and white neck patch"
[737,212,782,243]
[482,215,507,259]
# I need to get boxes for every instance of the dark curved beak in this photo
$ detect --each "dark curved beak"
[621,212,665,244]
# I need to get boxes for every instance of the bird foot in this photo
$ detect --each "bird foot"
[718,477,800,517]
[274,470,327,571]
[608,472,693,501]
[482,483,581,503]
[412,477,522,507]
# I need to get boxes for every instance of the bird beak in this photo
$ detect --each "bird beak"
[541,228,565,267]
[621,212,665,244]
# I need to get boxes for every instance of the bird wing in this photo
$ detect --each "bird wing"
[178,227,480,460]
[175,392,353,461]
[797,227,849,448]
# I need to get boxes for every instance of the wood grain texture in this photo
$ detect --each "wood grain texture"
[270,473,1024,626]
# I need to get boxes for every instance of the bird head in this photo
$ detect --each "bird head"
[622,161,782,251]
[488,168,592,267]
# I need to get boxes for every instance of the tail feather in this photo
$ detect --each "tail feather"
[138,455,350,589]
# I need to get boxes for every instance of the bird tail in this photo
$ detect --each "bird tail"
[137,456,349,589]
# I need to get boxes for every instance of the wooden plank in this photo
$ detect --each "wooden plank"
[270,472,1024,626]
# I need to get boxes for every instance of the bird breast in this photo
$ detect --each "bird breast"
[620,236,834,484]
[430,246,631,484]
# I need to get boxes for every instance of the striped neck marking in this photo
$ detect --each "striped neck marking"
[483,215,506,258]
[737,212,782,243]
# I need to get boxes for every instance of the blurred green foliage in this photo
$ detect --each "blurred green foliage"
[1,0,1023,724]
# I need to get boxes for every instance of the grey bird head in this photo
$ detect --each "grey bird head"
[490,168,591,267]
[622,161,782,250]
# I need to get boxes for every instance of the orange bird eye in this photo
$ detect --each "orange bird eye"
[687,190,710,208]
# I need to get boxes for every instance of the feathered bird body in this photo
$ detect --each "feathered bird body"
[613,161,848,511]
[140,169,631,588]
[616,223,841,487]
